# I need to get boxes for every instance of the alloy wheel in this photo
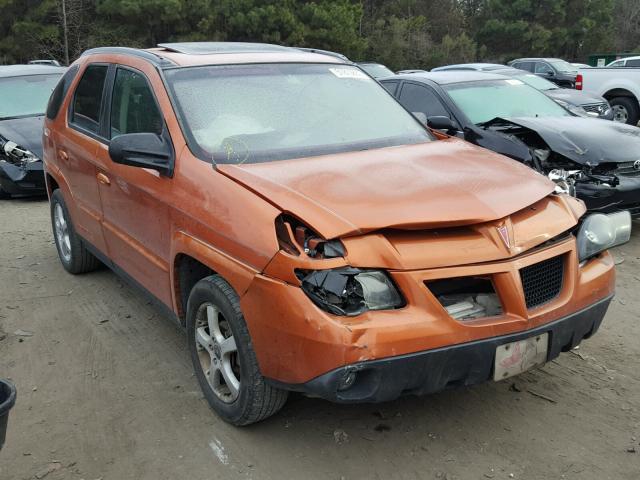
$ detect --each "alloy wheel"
[53,203,72,262]
[195,303,240,403]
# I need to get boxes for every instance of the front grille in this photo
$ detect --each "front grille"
[582,102,608,115]
[615,161,640,177]
[520,255,564,309]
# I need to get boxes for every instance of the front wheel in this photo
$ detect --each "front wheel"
[610,96,640,125]
[186,275,288,426]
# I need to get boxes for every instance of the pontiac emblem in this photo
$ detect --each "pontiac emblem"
[634,160,640,171]
[497,225,510,249]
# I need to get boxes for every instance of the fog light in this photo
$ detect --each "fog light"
[337,369,357,391]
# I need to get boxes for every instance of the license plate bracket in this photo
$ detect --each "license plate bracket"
[494,332,549,381]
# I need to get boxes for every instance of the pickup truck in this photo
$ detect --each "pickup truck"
[576,68,640,125]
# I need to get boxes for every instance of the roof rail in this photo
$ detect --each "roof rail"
[294,47,350,62]
[156,42,290,55]
[81,47,176,67]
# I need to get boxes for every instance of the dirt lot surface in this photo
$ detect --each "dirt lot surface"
[1,198,639,480]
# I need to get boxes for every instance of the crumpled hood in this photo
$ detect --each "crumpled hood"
[485,116,640,165]
[545,88,607,107]
[218,139,555,239]
[0,115,45,159]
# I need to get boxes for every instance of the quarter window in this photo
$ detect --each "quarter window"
[110,68,162,138]
[71,64,108,134]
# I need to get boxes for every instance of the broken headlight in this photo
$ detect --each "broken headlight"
[1,139,39,165]
[577,211,631,262]
[299,268,404,316]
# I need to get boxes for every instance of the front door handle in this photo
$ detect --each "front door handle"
[97,172,111,186]
[58,150,68,162]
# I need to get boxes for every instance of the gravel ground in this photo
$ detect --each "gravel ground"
[0,197,639,480]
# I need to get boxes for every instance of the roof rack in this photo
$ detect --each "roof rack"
[156,42,291,55]
[81,47,176,67]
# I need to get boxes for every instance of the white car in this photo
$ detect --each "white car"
[606,56,640,68]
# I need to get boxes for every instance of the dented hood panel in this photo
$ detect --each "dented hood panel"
[218,139,555,239]
[487,116,640,165]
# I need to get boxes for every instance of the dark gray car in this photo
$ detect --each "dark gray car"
[0,64,65,197]
[433,63,612,120]
[508,58,577,88]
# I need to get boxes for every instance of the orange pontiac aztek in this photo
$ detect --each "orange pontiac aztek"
[43,42,631,425]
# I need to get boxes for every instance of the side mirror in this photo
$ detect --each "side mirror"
[544,71,554,77]
[427,115,457,132]
[109,133,173,176]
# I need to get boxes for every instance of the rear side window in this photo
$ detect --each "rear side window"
[71,64,108,134]
[398,83,450,119]
[110,68,163,138]
[46,65,79,120]
[514,61,534,72]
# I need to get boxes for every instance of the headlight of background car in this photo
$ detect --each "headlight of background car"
[577,211,631,262]
[299,268,404,316]
[554,99,592,118]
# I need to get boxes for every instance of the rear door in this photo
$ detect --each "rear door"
[94,64,174,305]
[57,63,109,253]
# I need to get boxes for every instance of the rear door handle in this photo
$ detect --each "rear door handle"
[58,150,68,161]
[97,172,111,186]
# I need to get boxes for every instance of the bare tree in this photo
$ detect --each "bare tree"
[615,0,640,51]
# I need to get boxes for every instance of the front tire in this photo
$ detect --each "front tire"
[50,189,101,274]
[610,96,640,125]
[186,275,288,426]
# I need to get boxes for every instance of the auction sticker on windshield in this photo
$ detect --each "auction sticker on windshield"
[505,79,524,85]
[494,333,549,381]
[329,67,370,81]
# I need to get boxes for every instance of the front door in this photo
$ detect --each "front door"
[95,65,174,305]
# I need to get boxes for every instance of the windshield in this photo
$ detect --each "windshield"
[0,74,62,119]
[359,63,395,78]
[445,79,570,124]
[165,63,431,164]
[515,73,558,91]
[548,60,578,73]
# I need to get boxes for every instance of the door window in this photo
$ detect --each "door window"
[398,83,450,119]
[626,59,640,67]
[381,80,399,95]
[110,68,163,138]
[70,65,108,134]
[535,62,554,75]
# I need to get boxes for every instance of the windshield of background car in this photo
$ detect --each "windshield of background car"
[516,73,558,91]
[164,63,431,164]
[359,63,395,78]
[445,79,571,124]
[548,60,578,73]
[0,74,62,119]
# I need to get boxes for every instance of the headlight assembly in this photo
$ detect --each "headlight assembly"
[577,211,631,262]
[299,268,404,316]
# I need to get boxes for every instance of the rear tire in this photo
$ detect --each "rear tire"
[50,189,101,274]
[610,96,640,125]
[186,275,288,426]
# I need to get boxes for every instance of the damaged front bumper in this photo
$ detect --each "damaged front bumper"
[240,234,615,399]
[576,174,640,217]
[0,160,46,196]
[283,295,612,403]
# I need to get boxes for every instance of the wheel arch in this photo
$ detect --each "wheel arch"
[171,234,259,324]
[603,88,638,102]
